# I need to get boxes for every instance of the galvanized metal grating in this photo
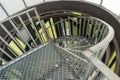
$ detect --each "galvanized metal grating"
[0,43,83,80]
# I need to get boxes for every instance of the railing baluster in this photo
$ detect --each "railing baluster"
[77,18,80,36]
[91,20,99,42]
[68,18,71,36]
[0,36,19,56]
[0,57,7,64]
[60,18,65,36]
[56,23,61,37]
[40,32,45,42]
[9,20,32,49]
[79,18,82,36]
[98,25,106,42]
[95,22,102,43]
[34,9,49,40]
[101,27,108,41]
[89,19,94,40]
[0,48,14,60]
[18,16,38,47]
[65,19,69,36]
[0,24,26,53]
[85,18,90,38]
[41,20,50,39]
[48,20,56,39]
[82,17,86,37]
[26,12,43,44]
[71,18,74,35]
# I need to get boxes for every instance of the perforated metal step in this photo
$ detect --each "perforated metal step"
[0,43,82,80]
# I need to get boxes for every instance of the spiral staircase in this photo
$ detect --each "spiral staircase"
[0,1,120,80]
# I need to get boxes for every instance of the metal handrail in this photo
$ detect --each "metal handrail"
[56,45,120,80]
[88,17,114,53]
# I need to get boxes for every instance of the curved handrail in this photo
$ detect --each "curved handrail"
[88,17,114,53]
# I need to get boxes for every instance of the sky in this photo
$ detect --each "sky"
[0,0,120,21]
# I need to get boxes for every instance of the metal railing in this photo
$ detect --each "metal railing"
[0,7,119,80]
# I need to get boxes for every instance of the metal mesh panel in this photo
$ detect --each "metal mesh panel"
[0,43,81,80]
